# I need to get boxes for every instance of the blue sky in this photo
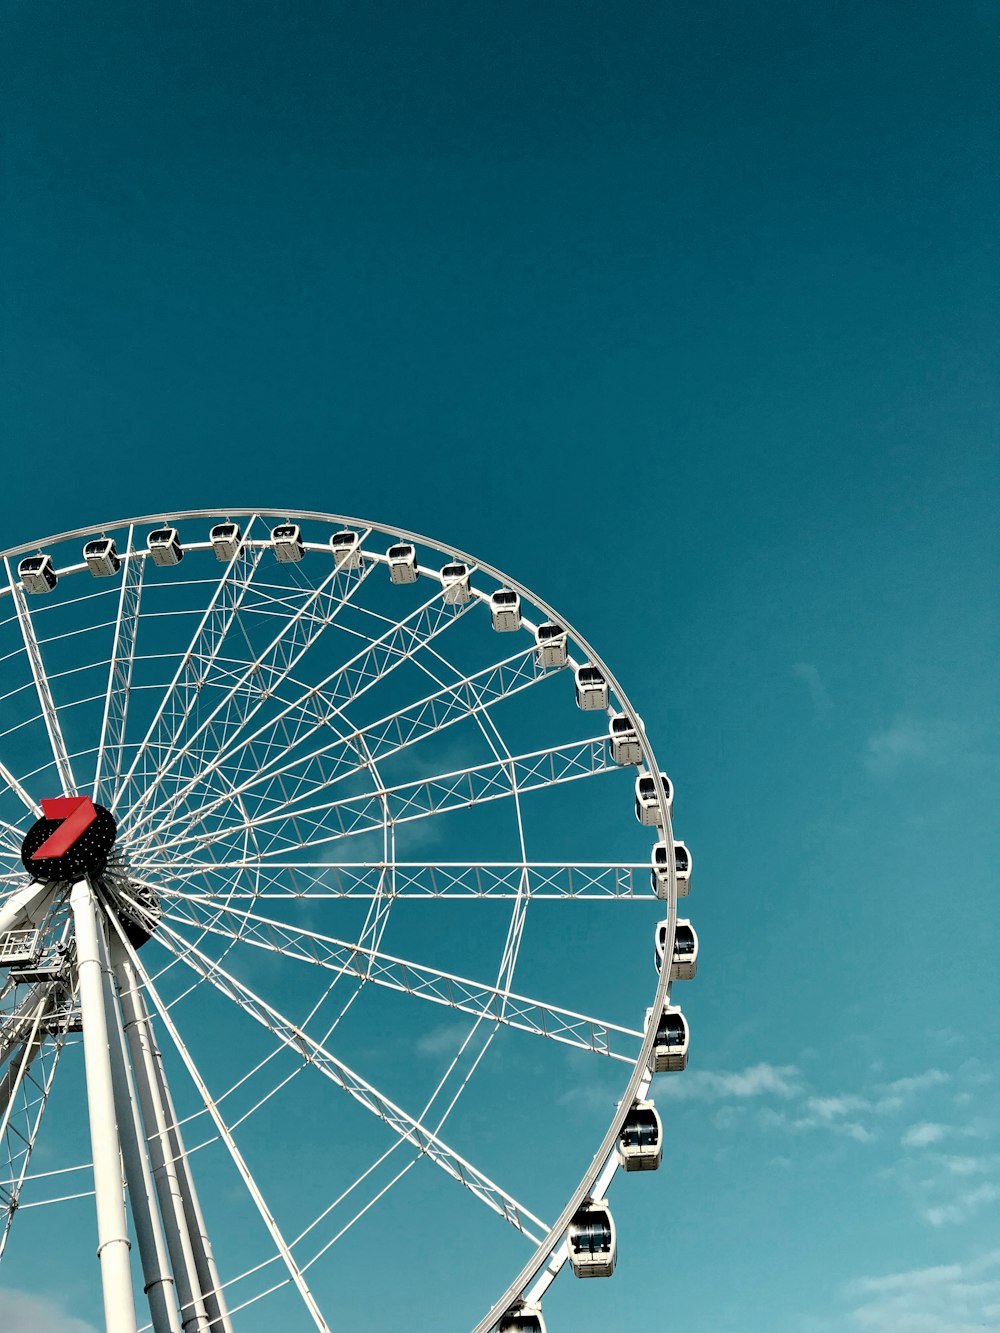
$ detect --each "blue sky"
[1,3,998,1331]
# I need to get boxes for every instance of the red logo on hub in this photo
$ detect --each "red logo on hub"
[31,796,99,860]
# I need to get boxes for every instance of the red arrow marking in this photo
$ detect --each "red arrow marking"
[32,796,98,859]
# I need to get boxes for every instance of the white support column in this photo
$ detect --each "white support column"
[98,928,183,1333]
[69,878,139,1333]
[114,954,212,1333]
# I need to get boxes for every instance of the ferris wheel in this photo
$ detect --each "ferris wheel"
[0,510,697,1333]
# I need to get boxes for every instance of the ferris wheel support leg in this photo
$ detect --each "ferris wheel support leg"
[147,1031,235,1333]
[113,952,219,1333]
[69,878,139,1333]
[97,924,183,1333]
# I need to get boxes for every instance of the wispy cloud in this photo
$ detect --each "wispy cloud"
[846,1249,1000,1330]
[922,1183,1000,1228]
[793,662,833,715]
[0,1290,99,1333]
[666,1064,964,1154]
[656,1062,802,1102]
[902,1122,949,1149]
[415,1019,470,1057]
[864,718,955,776]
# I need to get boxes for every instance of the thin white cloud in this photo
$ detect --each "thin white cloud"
[656,1062,802,1102]
[415,1019,469,1056]
[881,1071,951,1098]
[923,1183,1000,1228]
[940,1154,997,1177]
[902,1122,949,1149]
[847,1249,1000,1331]
[806,1094,870,1121]
[792,662,833,714]
[864,718,955,777]
[759,1104,874,1143]
[0,1290,99,1333]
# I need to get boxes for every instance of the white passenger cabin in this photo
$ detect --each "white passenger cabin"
[83,538,120,577]
[654,918,699,982]
[651,839,692,899]
[635,772,673,826]
[617,1099,663,1171]
[387,543,418,584]
[609,713,642,765]
[210,521,242,561]
[147,527,183,566]
[330,530,362,568]
[18,555,57,594]
[535,621,567,669]
[498,1300,546,1333]
[575,664,608,711]
[567,1199,617,1278]
[490,589,521,632]
[440,562,471,604]
[645,1003,689,1072]
[272,523,304,563]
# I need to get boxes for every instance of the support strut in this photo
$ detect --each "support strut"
[96,916,183,1333]
[114,951,232,1333]
[69,877,139,1333]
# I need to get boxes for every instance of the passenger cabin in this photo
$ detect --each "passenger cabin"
[645,1003,689,1072]
[387,543,418,584]
[575,664,609,711]
[210,521,242,562]
[617,1099,663,1171]
[441,562,471,604]
[83,538,120,577]
[567,1199,617,1279]
[18,555,57,594]
[272,523,304,563]
[654,918,699,982]
[330,530,362,568]
[650,839,692,899]
[490,588,521,632]
[147,527,183,567]
[535,621,568,669]
[634,772,673,827]
[609,713,642,765]
[497,1300,546,1333]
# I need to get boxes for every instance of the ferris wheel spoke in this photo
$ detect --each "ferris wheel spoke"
[159,896,642,1062]
[135,860,648,901]
[4,559,78,796]
[135,644,550,851]
[151,916,549,1243]
[136,734,616,865]
[111,518,267,818]
[115,542,375,839]
[121,582,478,854]
[92,526,145,804]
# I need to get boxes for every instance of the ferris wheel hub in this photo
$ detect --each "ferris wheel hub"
[21,798,118,882]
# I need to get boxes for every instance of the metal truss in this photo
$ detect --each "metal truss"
[159,894,642,1062]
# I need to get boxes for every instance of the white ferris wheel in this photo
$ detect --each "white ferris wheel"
[0,510,697,1333]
